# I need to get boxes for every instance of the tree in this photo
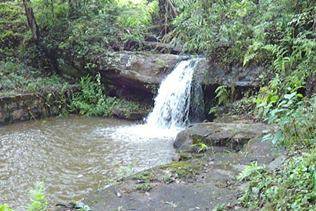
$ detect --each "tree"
[158,0,177,35]
[22,0,40,42]
[22,0,60,74]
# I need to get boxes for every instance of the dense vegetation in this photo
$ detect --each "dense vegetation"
[0,0,315,210]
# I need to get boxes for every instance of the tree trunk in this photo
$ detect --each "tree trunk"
[158,0,178,35]
[22,0,60,74]
[22,0,40,42]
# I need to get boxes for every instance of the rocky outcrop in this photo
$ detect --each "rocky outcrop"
[0,86,78,125]
[95,52,264,120]
[174,122,272,152]
[96,51,189,102]
[97,53,263,97]
[83,134,285,211]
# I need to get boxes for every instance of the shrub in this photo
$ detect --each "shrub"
[262,95,316,149]
[26,182,48,211]
[239,150,316,210]
[70,74,110,116]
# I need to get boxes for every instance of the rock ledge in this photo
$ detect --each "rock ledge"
[174,122,272,152]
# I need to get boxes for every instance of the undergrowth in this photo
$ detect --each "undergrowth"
[0,59,68,95]
[235,95,316,209]
[238,151,316,210]
[70,74,143,117]
[0,182,48,211]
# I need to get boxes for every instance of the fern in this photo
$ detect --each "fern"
[215,85,229,106]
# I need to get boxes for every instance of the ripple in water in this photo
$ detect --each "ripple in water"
[0,116,175,210]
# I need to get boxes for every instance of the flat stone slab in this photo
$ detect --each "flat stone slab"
[79,137,285,211]
[88,183,237,211]
[174,122,272,152]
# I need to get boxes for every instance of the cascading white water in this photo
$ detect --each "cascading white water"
[108,58,200,140]
[145,59,199,129]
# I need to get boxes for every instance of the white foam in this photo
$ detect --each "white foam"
[102,59,201,142]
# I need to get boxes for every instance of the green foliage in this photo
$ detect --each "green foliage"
[133,171,155,191]
[169,0,316,99]
[0,204,12,211]
[0,1,28,59]
[70,74,142,117]
[0,59,67,95]
[1,182,48,211]
[192,138,209,153]
[30,0,159,63]
[215,85,230,106]
[255,76,304,124]
[0,0,160,73]
[170,1,314,124]
[239,150,316,210]
[238,96,316,209]
[70,74,110,116]
[192,142,209,153]
[237,162,266,182]
[116,0,158,41]
[135,183,153,192]
[262,96,316,149]
[26,182,48,211]
[168,0,257,63]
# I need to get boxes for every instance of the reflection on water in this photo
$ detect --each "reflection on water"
[0,116,175,210]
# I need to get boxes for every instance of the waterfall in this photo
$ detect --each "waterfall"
[109,58,201,140]
[145,59,200,129]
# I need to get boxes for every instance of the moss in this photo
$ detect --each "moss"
[132,171,155,182]
[161,161,202,179]
[178,152,194,161]
[135,183,153,192]
[155,58,167,67]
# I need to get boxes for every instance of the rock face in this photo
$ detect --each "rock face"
[95,52,265,120]
[0,86,78,125]
[174,122,272,152]
[97,51,189,102]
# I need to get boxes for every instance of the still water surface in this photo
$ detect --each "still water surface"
[0,116,175,209]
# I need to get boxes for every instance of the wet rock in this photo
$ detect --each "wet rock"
[111,108,149,121]
[188,64,206,123]
[195,59,263,88]
[174,122,272,152]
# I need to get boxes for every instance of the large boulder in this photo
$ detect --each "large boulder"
[174,122,272,152]
[96,51,189,102]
